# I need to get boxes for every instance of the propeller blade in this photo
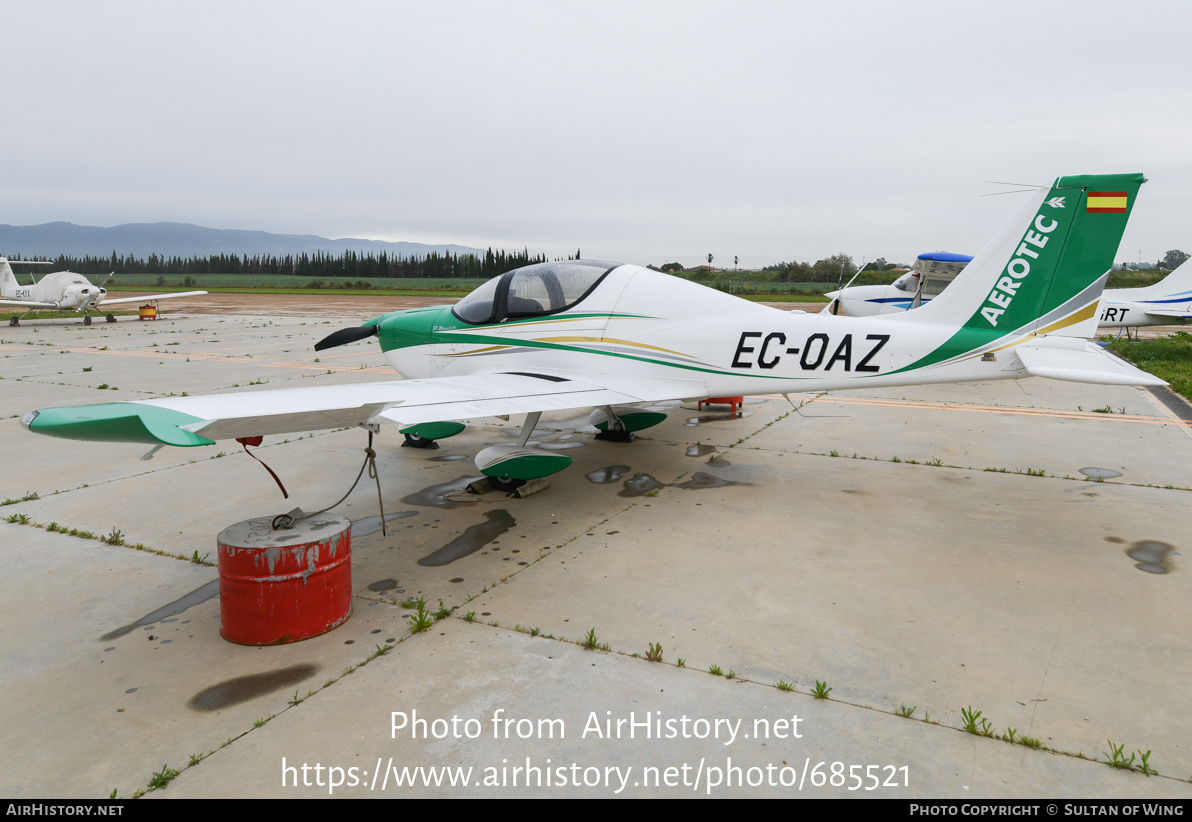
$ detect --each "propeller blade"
[314,324,379,351]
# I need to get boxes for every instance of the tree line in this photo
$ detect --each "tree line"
[8,248,553,279]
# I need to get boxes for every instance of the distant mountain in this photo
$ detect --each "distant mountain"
[0,222,485,259]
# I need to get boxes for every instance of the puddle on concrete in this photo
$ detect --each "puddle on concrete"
[1080,467,1123,479]
[402,476,481,509]
[188,663,319,711]
[432,454,468,462]
[587,465,631,484]
[368,579,398,591]
[619,473,666,497]
[706,457,731,468]
[1126,540,1176,574]
[102,579,220,640]
[677,471,738,490]
[419,510,516,566]
[538,441,586,450]
[684,411,754,427]
[686,444,717,457]
[352,511,418,538]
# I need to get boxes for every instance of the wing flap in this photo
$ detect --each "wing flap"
[1014,343,1166,386]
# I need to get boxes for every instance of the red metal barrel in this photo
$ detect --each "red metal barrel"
[217,514,352,645]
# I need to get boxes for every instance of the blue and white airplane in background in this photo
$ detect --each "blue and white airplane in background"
[827,253,1192,330]
[825,252,972,316]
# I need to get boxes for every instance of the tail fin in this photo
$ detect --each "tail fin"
[1123,256,1192,299]
[907,174,1144,339]
[0,258,17,298]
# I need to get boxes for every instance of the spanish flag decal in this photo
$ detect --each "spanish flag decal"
[1087,191,1128,213]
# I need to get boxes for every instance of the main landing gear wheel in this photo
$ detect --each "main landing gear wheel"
[106,314,116,323]
[83,315,92,326]
[402,433,439,449]
[488,476,526,493]
[594,428,636,443]
[9,317,18,327]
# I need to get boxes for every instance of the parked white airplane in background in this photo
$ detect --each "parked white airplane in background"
[1096,258,1192,329]
[0,258,207,326]
[24,174,1162,491]
[824,252,972,316]
[827,250,1192,331]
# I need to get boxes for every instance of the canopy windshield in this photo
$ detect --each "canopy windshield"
[453,261,620,324]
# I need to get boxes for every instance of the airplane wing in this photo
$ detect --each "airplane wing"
[24,372,707,446]
[0,299,61,309]
[1013,343,1166,386]
[99,290,208,305]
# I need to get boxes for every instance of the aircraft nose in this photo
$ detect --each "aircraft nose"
[376,306,449,350]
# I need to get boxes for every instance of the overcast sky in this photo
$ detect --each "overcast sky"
[5,1,1190,269]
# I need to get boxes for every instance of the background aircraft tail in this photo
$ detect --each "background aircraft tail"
[0,258,18,298]
[905,174,1144,340]
[1121,256,1192,299]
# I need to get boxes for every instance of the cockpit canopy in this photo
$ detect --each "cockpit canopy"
[453,261,621,324]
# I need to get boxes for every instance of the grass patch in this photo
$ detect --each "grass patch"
[146,764,180,791]
[408,598,433,634]
[961,706,994,736]
[580,628,610,651]
[1108,331,1192,402]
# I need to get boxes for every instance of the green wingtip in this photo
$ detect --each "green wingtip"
[24,403,215,447]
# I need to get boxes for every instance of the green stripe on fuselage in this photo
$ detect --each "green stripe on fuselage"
[373,306,659,354]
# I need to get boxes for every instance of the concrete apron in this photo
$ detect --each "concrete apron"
[0,314,1189,798]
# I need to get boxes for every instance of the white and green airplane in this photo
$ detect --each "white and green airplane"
[23,173,1162,490]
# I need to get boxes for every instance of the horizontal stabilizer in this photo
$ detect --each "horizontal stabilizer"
[1014,343,1166,386]
[1144,310,1192,320]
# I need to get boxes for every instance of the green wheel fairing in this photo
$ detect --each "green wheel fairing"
[25,403,215,446]
[593,410,668,433]
[478,451,573,481]
[400,421,466,441]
